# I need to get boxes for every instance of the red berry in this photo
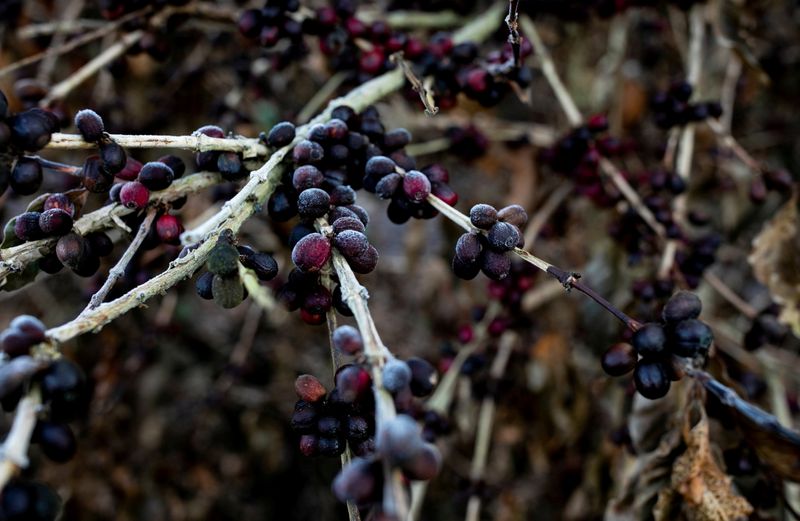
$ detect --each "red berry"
[402,171,431,202]
[14,212,44,241]
[116,156,143,181]
[155,214,183,244]
[119,181,149,209]
[359,48,385,75]
[38,208,73,236]
[295,374,327,402]
[291,233,331,273]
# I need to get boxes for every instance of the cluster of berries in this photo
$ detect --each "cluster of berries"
[195,230,278,309]
[602,291,713,399]
[0,479,61,521]
[651,81,722,130]
[0,90,61,197]
[110,154,186,209]
[749,168,794,205]
[193,125,250,181]
[237,0,306,70]
[452,204,528,281]
[743,305,788,352]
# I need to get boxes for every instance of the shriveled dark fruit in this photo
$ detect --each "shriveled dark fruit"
[81,155,113,193]
[137,161,174,191]
[297,188,330,218]
[195,271,214,300]
[294,374,327,402]
[497,204,528,227]
[43,194,75,216]
[292,140,324,164]
[403,171,431,202]
[332,217,365,235]
[333,325,362,354]
[217,152,244,180]
[375,172,401,199]
[302,286,332,314]
[669,318,713,357]
[267,121,296,148]
[601,343,636,376]
[155,214,183,244]
[407,357,438,396]
[14,212,44,242]
[72,253,100,277]
[292,165,323,190]
[38,359,86,422]
[333,230,369,258]
[206,239,240,276]
[662,291,702,323]
[332,458,382,506]
[347,416,370,441]
[74,109,104,142]
[346,205,370,227]
[470,204,498,229]
[348,244,378,274]
[487,222,521,252]
[211,274,245,308]
[86,232,113,257]
[631,323,666,357]
[156,155,185,178]
[10,110,56,151]
[402,442,441,481]
[119,181,149,209]
[633,360,670,399]
[455,232,482,263]
[237,248,278,281]
[10,158,42,195]
[99,141,126,174]
[38,208,73,236]
[290,400,317,432]
[33,421,77,463]
[452,255,480,280]
[480,250,511,280]
[291,233,331,273]
[56,233,88,269]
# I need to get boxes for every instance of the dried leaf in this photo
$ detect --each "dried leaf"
[669,411,753,521]
[749,195,800,336]
[704,377,800,481]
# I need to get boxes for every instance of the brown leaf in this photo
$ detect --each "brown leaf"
[749,194,800,337]
[669,411,753,521]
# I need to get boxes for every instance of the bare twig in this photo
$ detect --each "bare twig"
[46,132,269,158]
[296,71,350,124]
[28,155,82,176]
[0,388,41,491]
[505,0,522,67]
[38,0,87,84]
[703,271,757,319]
[84,208,158,311]
[706,119,764,173]
[391,53,439,117]
[523,182,573,246]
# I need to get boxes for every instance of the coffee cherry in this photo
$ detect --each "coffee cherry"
[9,110,55,151]
[378,414,423,464]
[325,119,349,141]
[81,155,113,193]
[217,152,244,180]
[292,140,324,164]
[119,181,149,209]
[291,233,331,273]
[10,158,42,195]
[38,208,73,236]
[86,232,113,257]
[407,357,437,397]
[402,171,431,202]
[56,233,88,269]
[302,286,332,314]
[480,250,511,280]
[470,204,498,229]
[333,325,363,354]
[295,374,327,403]
[382,359,412,393]
[332,217,365,235]
[329,185,356,206]
[138,161,174,191]
[364,155,396,178]
[431,182,458,206]
[452,255,480,280]
[297,188,330,218]
[14,212,44,242]
[383,128,412,150]
[375,173,401,199]
[333,230,369,258]
[33,421,76,463]
[601,343,636,376]
[346,205,370,227]
[487,222,521,252]
[267,121,296,147]
[348,244,378,274]
[156,155,185,179]
[74,109,104,142]
[292,165,324,190]
[267,186,297,221]
[347,416,370,441]
[662,291,702,323]
[212,274,245,308]
[155,214,183,244]
[206,239,240,276]
[402,442,441,481]
[237,247,278,281]
[291,400,318,432]
[195,272,214,300]
[38,359,86,421]
[334,364,371,403]
[633,361,670,399]
[0,330,32,358]
[332,458,381,506]
[0,481,50,521]
[631,323,666,357]
[116,156,143,181]
[43,194,75,216]
[669,318,713,357]
[497,204,528,227]
[9,316,45,343]
[72,253,100,277]
[455,233,482,263]
[99,141,126,174]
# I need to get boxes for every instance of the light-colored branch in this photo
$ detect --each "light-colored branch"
[297,72,350,124]
[703,271,757,319]
[17,19,107,38]
[0,388,41,491]
[720,53,741,133]
[591,14,629,110]
[46,132,268,159]
[0,172,222,283]
[523,182,573,246]
[84,208,158,310]
[42,30,145,105]
[706,119,763,173]
[465,332,516,521]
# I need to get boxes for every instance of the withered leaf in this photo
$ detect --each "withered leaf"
[748,194,800,336]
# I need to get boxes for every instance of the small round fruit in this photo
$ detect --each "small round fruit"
[267,121,296,148]
[333,325,362,354]
[601,343,636,376]
[38,359,86,422]
[469,204,498,229]
[669,318,713,357]
[407,357,437,397]
[382,359,412,393]
[291,233,331,273]
[294,374,327,403]
[195,271,214,300]
[13,212,44,242]
[119,181,149,209]
[662,291,702,323]
[633,361,670,399]
[38,208,73,236]
[10,158,42,195]
[74,109,104,142]
[486,222,521,252]
[33,421,77,463]
[55,233,88,269]
[137,161,174,191]
[402,171,431,202]
[631,323,666,357]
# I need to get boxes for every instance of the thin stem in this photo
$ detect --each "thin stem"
[27,155,82,176]
[46,132,268,158]
[522,182,573,247]
[0,388,41,492]
[84,208,159,311]
[505,0,521,67]
[296,71,350,124]
[703,272,757,319]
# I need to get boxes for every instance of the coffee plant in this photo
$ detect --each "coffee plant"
[0,0,798,519]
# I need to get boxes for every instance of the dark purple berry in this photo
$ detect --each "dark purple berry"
[43,194,75,216]
[237,247,278,281]
[669,319,713,357]
[10,158,42,195]
[375,173,401,199]
[119,181,149,209]
[38,208,73,236]
[81,155,113,193]
[455,233,483,263]
[196,272,214,299]
[333,325,362,355]
[383,128,411,150]
[632,323,666,357]
[332,216,365,234]
[601,343,636,376]
[86,231,113,257]
[402,171,431,202]
[382,359,411,393]
[407,357,437,397]
[9,110,55,151]
[33,421,76,463]
[138,161,174,191]
[217,152,244,180]
[297,188,331,218]
[292,165,324,190]
[480,250,511,280]
[13,212,44,241]
[452,255,480,280]
[74,109,104,142]
[38,359,86,421]
[99,141,126,174]
[662,291,702,323]
[486,222,521,252]
[470,204,498,229]
[55,233,88,269]
[156,155,185,178]
[267,121,296,148]
[292,140,324,165]
[348,244,378,274]
[333,230,369,258]
[634,361,670,399]
[292,233,331,273]
[497,204,528,227]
